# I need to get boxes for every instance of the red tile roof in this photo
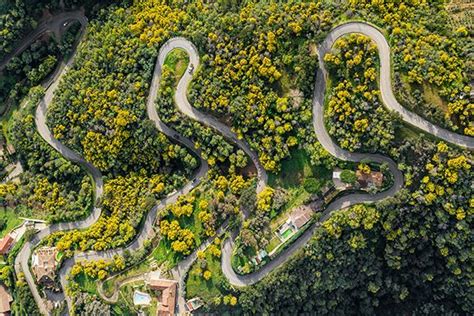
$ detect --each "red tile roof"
[0,284,12,313]
[148,278,178,316]
[356,170,384,187]
[32,247,58,285]
[0,235,14,255]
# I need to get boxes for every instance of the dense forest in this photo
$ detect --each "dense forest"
[240,139,473,314]
[324,34,398,153]
[0,0,472,314]
[347,0,473,135]
[0,0,111,59]
[0,21,81,114]
[1,87,92,222]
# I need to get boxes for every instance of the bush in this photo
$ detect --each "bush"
[340,170,357,184]
[303,178,321,193]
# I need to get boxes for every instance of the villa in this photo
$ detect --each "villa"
[147,277,177,316]
[356,170,383,188]
[32,246,58,288]
[0,284,12,316]
[277,206,313,242]
[290,206,313,230]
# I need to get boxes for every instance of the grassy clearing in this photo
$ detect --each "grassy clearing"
[74,272,99,295]
[268,149,331,221]
[269,149,313,188]
[164,48,189,82]
[152,193,207,267]
[151,238,183,269]
[0,208,22,238]
[265,236,281,253]
[269,149,331,188]
[422,82,448,112]
[186,251,226,302]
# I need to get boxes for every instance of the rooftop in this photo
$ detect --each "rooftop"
[289,205,313,229]
[148,278,178,316]
[0,284,12,313]
[356,170,383,188]
[0,235,14,255]
[32,246,58,285]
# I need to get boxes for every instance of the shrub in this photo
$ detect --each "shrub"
[303,178,321,193]
[340,170,357,184]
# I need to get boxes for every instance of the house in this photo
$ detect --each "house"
[356,170,383,188]
[0,235,14,255]
[147,278,177,316]
[186,297,204,312]
[289,205,313,229]
[32,246,58,287]
[277,205,313,243]
[0,285,12,316]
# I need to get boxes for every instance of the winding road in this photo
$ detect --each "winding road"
[160,38,268,192]
[11,18,473,315]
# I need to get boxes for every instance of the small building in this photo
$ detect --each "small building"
[0,235,14,256]
[32,246,58,287]
[0,284,13,316]
[250,249,268,265]
[277,206,313,242]
[147,278,177,316]
[186,297,204,312]
[356,170,383,188]
[289,206,312,229]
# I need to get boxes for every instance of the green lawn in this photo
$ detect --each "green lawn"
[265,236,281,253]
[74,272,99,295]
[164,48,189,82]
[268,149,331,220]
[269,149,312,188]
[269,149,331,189]
[152,194,207,268]
[422,82,447,112]
[0,208,22,238]
[186,251,227,302]
[151,238,183,269]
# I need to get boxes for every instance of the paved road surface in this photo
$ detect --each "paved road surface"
[13,16,209,315]
[13,20,99,316]
[56,33,211,314]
